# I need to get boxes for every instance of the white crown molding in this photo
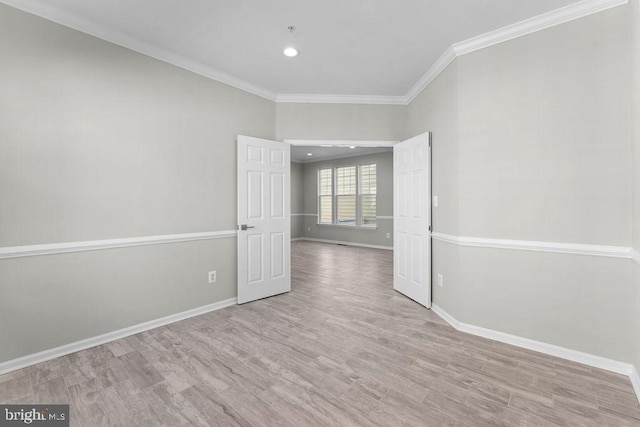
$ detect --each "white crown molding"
[0,230,237,260]
[0,0,277,101]
[454,0,628,56]
[431,304,636,380]
[405,0,628,103]
[431,232,632,259]
[405,47,457,104]
[0,297,237,375]
[276,93,407,105]
[297,237,392,251]
[2,0,626,106]
[631,248,640,266]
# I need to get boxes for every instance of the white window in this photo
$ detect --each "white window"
[318,168,333,224]
[359,164,377,226]
[317,164,376,227]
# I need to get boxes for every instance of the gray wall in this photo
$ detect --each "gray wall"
[297,152,393,248]
[457,7,630,246]
[406,61,460,313]
[0,4,274,363]
[631,0,640,371]
[290,162,305,238]
[276,103,406,141]
[2,0,638,371]
[408,5,635,362]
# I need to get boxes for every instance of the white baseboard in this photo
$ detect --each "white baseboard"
[295,237,392,251]
[431,303,639,403]
[431,304,460,329]
[0,297,237,376]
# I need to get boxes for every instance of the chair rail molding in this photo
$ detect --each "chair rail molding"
[0,230,237,260]
[431,232,632,259]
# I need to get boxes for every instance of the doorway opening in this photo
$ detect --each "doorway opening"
[236,134,431,308]
[287,140,395,251]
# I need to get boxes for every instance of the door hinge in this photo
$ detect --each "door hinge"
[428,225,432,232]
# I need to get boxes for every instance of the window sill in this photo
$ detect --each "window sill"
[316,223,378,231]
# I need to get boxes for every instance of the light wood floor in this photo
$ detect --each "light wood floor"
[1,241,639,426]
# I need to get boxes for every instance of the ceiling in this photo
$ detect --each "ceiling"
[1,0,601,99]
[291,145,391,163]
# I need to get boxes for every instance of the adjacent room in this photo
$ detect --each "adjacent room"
[1,0,639,425]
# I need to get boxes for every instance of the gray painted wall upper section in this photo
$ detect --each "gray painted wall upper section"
[276,103,406,141]
[0,3,275,247]
[291,162,305,239]
[0,3,272,363]
[457,6,631,246]
[291,162,304,214]
[407,61,459,237]
[633,0,640,252]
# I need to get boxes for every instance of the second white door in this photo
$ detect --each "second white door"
[393,133,431,308]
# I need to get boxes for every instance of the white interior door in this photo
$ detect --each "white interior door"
[237,135,291,304]
[394,132,431,308]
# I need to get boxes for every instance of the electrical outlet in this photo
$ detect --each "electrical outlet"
[208,271,217,283]
[437,274,443,287]
[386,232,391,238]
[433,196,439,208]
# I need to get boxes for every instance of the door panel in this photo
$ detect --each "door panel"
[394,133,431,308]
[270,232,285,279]
[237,135,291,304]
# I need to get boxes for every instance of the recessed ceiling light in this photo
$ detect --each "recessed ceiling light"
[307,153,313,156]
[284,47,298,57]
[349,146,356,149]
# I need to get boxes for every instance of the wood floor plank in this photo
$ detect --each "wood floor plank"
[0,373,32,403]
[0,241,638,426]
